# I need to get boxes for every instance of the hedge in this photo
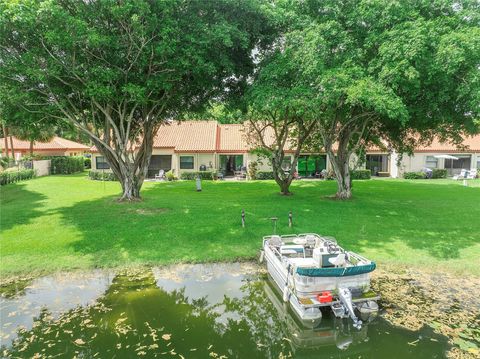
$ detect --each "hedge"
[0,169,36,186]
[350,169,371,180]
[256,171,275,180]
[432,169,448,179]
[180,171,216,180]
[49,156,85,174]
[404,171,425,179]
[88,170,118,181]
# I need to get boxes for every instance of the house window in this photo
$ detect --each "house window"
[425,156,438,169]
[282,156,292,170]
[445,155,471,169]
[180,156,194,170]
[96,156,110,170]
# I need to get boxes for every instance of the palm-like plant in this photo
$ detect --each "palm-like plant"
[12,124,56,155]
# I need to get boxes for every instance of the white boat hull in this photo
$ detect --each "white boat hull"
[262,235,379,327]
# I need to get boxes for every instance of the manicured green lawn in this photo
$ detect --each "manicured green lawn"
[1,174,479,279]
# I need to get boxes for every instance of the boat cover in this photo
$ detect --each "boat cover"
[296,263,376,277]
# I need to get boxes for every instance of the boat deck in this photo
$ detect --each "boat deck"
[297,293,381,309]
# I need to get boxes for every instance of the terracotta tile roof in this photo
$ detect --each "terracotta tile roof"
[0,136,90,151]
[413,135,480,152]
[153,121,218,152]
[90,121,480,154]
[217,124,249,152]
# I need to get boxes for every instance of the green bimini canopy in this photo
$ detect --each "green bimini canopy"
[296,263,376,277]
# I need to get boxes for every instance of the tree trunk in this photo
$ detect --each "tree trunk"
[91,122,156,201]
[29,140,34,155]
[9,134,15,160]
[278,179,293,195]
[328,148,352,200]
[271,150,296,195]
[2,125,9,158]
[117,165,143,201]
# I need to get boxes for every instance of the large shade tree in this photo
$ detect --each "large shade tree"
[260,0,480,199]
[246,51,316,195]
[0,0,272,200]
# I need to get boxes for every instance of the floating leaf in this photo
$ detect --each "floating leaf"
[74,339,85,346]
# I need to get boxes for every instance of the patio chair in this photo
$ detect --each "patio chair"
[452,169,468,180]
[155,169,165,180]
[466,169,477,179]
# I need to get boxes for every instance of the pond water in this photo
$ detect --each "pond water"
[0,263,449,358]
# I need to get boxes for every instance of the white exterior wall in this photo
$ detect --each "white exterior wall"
[90,153,112,172]
[473,153,479,169]
[246,153,271,171]
[198,153,215,170]
[175,153,216,174]
[390,151,399,178]
[90,150,479,177]
[396,152,479,174]
[33,160,51,176]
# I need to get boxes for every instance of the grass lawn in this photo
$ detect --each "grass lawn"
[1,173,479,279]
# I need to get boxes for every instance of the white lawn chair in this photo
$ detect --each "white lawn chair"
[453,169,468,180]
[466,169,477,179]
[155,169,165,180]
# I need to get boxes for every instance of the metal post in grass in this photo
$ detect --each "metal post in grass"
[288,211,293,228]
[241,209,245,227]
[270,217,278,235]
[196,175,202,191]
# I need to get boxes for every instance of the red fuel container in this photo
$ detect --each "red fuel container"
[317,291,333,303]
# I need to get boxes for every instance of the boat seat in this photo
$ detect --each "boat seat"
[280,244,305,256]
[287,257,317,268]
[328,253,348,267]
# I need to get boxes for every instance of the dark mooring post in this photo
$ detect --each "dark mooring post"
[288,211,293,228]
[270,217,278,234]
[241,209,245,227]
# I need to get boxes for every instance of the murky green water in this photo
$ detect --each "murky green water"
[1,263,449,358]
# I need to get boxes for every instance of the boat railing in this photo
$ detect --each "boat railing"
[346,251,371,265]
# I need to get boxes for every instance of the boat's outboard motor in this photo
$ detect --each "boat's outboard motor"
[357,300,379,322]
[338,287,362,329]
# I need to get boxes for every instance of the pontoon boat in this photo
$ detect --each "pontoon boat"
[260,233,379,329]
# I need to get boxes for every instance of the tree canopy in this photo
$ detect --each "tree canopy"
[248,0,480,198]
[0,0,273,199]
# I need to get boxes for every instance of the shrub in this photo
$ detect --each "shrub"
[180,171,216,180]
[48,156,85,174]
[0,169,36,185]
[256,171,274,180]
[88,170,118,181]
[351,169,371,180]
[432,169,447,179]
[21,153,44,161]
[0,157,10,169]
[404,171,425,179]
[247,161,258,180]
[84,157,91,169]
[165,170,176,181]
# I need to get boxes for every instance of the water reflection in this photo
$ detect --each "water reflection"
[0,263,449,358]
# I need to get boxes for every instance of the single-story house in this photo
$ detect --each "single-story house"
[90,121,480,178]
[0,136,90,160]
[394,137,480,177]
